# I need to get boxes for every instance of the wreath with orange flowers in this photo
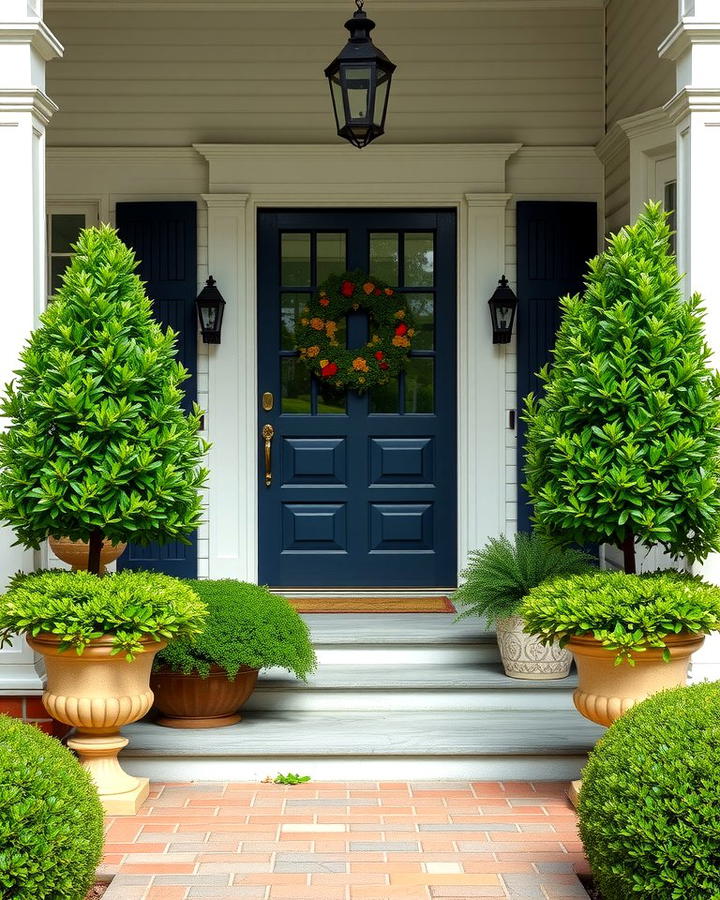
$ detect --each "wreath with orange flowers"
[295,270,416,393]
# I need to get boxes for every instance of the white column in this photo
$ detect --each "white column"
[661,9,720,682]
[0,1,62,694]
[201,194,256,582]
[460,194,512,568]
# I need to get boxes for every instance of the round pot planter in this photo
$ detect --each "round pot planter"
[496,616,573,680]
[27,633,166,816]
[569,632,705,728]
[49,536,127,574]
[150,666,259,728]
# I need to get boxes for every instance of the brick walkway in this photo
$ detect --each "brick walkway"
[101,781,590,899]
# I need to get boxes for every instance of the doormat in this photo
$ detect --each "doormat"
[287,597,456,614]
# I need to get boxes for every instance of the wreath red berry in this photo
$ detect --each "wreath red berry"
[295,270,416,393]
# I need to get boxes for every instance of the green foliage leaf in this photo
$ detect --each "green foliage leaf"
[274,773,312,785]
[520,570,720,663]
[153,580,317,680]
[453,532,595,624]
[522,203,720,562]
[578,682,720,900]
[0,570,207,659]
[0,225,209,550]
[0,715,104,899]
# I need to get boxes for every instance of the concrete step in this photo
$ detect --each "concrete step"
[303,613,498,665]
[122,708,604,783]
[248,663,578,711]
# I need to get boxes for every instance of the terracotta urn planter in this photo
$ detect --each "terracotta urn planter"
[49,536,127,574]
[569,632,705,728]
[27,633,166,815]
[496,616,572,680]
[150,665,259,728]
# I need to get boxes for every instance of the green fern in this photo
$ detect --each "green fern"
[453,533,594,625]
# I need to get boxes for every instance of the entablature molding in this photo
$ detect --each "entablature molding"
[0,19,63,60]
[46,0,604,11]
[665,87,720,125]
[659,19,720,62]
[0,87,58,124]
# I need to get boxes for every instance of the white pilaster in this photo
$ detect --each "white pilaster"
[661,11,720,682]
[461,194,512,565]
[0,4,61,693]
[202,194,256,582]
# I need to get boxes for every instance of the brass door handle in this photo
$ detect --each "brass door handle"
[262,424,274,487]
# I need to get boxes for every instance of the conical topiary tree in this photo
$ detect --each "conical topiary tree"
[523,202,720,574]
[0,224,209,575]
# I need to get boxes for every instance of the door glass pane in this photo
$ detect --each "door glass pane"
[281,233,311,286]
[318,381,346,415]
[405,358,434,413]
[370,233,399,285]
[280,293,310,350]
[51,256,71,292]
[369,378,399,414]
[406,293,434,350]
[51,214,85,253]
[404,233,434,287]
[317,233,346,284]
[281,358,311,414]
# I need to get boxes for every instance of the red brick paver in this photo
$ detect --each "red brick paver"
[101,781,589,899]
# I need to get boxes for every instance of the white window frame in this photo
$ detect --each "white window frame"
[46,202,100,303]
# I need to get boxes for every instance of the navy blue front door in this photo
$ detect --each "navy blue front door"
[258,210,457,588]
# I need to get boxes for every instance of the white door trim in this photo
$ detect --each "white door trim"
[197,144,519,585]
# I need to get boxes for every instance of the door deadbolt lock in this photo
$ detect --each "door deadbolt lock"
[262,392,274,411]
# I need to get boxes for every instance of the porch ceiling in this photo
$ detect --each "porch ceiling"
[45,0,604,10]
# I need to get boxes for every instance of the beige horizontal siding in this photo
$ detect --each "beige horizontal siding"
[45,8,604,147]
[602,0,676,233]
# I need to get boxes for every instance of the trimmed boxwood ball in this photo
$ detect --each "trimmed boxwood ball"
[154,580,317,680]
[0,715,104,900]
[579,682,720,899]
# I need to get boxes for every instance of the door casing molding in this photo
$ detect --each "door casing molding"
[197,144,519,584]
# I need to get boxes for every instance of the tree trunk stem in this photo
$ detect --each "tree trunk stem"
[87,528,104,576]
[621,532,636,575]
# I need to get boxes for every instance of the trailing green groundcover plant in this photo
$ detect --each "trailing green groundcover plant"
[453,532,594,624]
[154,580,317,680]
[0,715,104,900]
[521,570,720,664]
[0,570,207,660]
[0,224,209,575]
[523,203,720,574]
[579,682,720,899]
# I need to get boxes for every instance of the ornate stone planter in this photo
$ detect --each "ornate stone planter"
[49,536,127,574]
[151,665,259,728]
[496,616,572,680]
[568,632,705,728]
[27,633,166,815]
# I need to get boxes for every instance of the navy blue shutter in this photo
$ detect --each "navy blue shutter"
[516,202,597,533]
[116,201,198,577]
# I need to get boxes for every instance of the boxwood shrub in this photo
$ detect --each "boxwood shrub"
[154,580,317,680]
[0,715,104,900]
[579,682,720,899]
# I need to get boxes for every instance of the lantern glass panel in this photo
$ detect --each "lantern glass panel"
[329,73,344,130]
[200,304,219,331]
[343,65,372,121]
[495,305,513,331]
[374,72,390,127]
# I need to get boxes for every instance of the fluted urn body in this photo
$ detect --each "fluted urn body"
[568,632,705,728]
[28,633,166,815]
[496,616,572,680]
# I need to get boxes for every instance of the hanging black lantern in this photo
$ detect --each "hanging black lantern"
[195,276,226,344]
[488,276,518,345]
[324,0,396,149]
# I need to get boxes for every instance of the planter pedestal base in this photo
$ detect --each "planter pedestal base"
[156,712,243,729]
[568,779,581,808]
[68,732,149,815]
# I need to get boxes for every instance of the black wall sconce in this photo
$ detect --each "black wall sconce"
[488,276,518,345]
[195,276,226,344]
